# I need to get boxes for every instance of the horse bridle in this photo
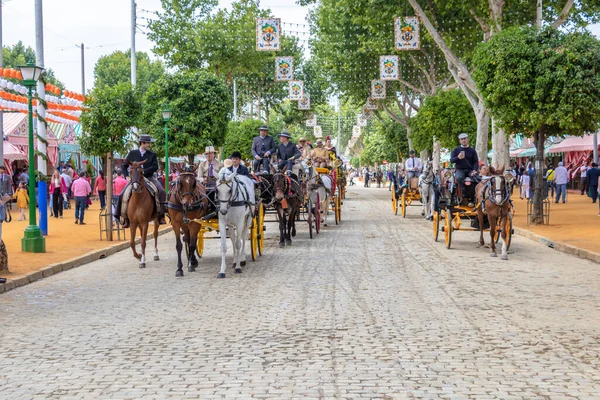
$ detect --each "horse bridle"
[130,165,145,193]
[420,163,435,186]
[485,176,511,206]
[172,173,204,206]
[216,175,251,214]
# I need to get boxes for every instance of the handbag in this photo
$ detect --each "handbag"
[87,197,92,206]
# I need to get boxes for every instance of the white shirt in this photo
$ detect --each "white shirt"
[580,166,588,178]
[405,157,422,172]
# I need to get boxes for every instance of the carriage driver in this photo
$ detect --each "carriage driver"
[252,125,276,174]
[276,132,301,176]
[405,150,422,180]
[310,139,330,168]
[115,134,167,228]
[197,146,224,190]
[450,133,479,204]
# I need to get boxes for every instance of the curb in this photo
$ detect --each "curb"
[0,227,173,295]
[514,227,600,264]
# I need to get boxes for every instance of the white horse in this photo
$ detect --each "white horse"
[306,165,332,226]
[419,160,436,220]
[216,168,255,279]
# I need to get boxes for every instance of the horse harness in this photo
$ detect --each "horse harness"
[217,174,254,212]
[480,176,512,213]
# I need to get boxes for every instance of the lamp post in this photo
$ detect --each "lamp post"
[162,105,172,191]
[18,62,45,253]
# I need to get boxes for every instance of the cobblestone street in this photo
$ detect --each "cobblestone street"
[1,186,599,399]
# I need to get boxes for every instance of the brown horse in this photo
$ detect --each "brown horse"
[272,173,302,247]
[167,166,208,277]
[475,167,513,260]
[126,160,160,268]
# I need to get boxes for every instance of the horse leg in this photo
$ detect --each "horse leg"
[322,196,329,226]
[239,214,250,268]
[218,218,228,278]
[139,223,149,268]
[230,227,241,273]
[153,219,160,261]
[291,203,297,238]
[286,208,293,246]
[476,209,485,248]
[489,216,497,257]
[500,214,509,260]
[130,223,141,261]
[174,222,184,277]
[278,206,286,247]
[189,224,199,269]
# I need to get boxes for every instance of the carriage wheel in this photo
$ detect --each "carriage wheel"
[433,211,440,242]
[337,195,342,222]
[443,210,452,249]
[401,191,407,218]
[196,231,205,258]
[307,198,314,239]
[250,219,257,262]
[257,203,265,255]
[315,193,321,234]
[494,213,513,251]
[392,190,398,215]
[334,196,339,225]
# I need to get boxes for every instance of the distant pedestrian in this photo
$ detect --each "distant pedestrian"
[586,162,599,204]
[50,168,67,219]
[545,163,555,198]
[72,173,92,225]
[12,182,29,221]
[578,163,590,196]
[520,171,531,200]
[553,162,569,203]
[94,170,107,209]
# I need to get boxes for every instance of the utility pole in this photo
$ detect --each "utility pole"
[35,0,48,236]
[80,43,85,94]
[594,133,598,164]
[0,0,4,167]
[233,79,237,121]
[131,0,137,86]
[536,0,543,29]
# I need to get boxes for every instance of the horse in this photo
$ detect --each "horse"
[167,166,208,277]
[375,172,383,188]
[125,160,161,269]
[475,167,513,260]
[306,166,332,227]
[272,172,303,247]
[419,160,436,220]
[216,168,255,278]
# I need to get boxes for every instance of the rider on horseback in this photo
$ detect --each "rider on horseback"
[115,134,167,228]
[450,133,480,207]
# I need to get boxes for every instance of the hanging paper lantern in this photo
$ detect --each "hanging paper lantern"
[275,56,294,81]
[395,17,420,50]
[256,18,281,51]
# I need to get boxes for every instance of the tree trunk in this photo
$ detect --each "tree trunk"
[491,118,510,171]
[257,93,262,121]
[188,154,195,165]
[406,125,414,152]
[475,107,490,165]
[531,127,547,225]
[105,152,114,241]
[433,138,441,173]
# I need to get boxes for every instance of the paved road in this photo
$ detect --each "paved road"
[1,186,599,399]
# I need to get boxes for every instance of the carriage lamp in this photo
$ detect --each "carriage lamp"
[18,62,46,253]
[162,105,173,191]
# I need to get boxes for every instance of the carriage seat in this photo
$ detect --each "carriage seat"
[315,167,330,174]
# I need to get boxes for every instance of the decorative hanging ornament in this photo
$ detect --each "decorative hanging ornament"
[395,16,420,50]
[365,98,378,110]
[256,18,281,51]
[352,126,361,138]
[361,106,373,120]
[357,115,367,127]
[275,56,294,81]
[306,114,317,127]
[380,55,399,81]
[314,126,323,138]
[371,79,386,99]
[288,80,304,101]
[298,93,310,110]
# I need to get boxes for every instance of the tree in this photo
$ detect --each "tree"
[410,89,477,152]
[473,27,600,224]
[3,41,64,88]
[222,118,263,161]
[94,50,165,95]
[141,70,232,164]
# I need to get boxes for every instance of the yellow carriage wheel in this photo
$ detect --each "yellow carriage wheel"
[337,195,342,222]
[334,196,339,225]
[443,210,452,249]
[196,231,205,258]
[494,213,513,251]
[433,211,440,242]
[401,191,407,218]
[250,219,257,261]
[392,190,398,214]
[257,203,265,255]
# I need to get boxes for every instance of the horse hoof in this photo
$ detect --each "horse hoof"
[191,261,199,268]
[235,268,242,274]
[232,263,237,269]
[153,255,160,261]
[490,253,497,258]
[217,273,226,279]
[421,212,425,216]
[240,261,247,267]
[176,270,184,277]
[501,255,509,261]
[188,266,196,272]
[286,240,292,246]
[139,263,146,269]
[279,242,285,248]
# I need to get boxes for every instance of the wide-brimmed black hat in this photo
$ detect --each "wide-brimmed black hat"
[258,125,269,131]
[230,151,242,159]
[278,131,291,139]
[139,134,156,143]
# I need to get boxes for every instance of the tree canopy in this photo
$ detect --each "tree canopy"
[3,41,64,88]
[222,118,263,161]
[94,50,165,95]
[141,69,233,163]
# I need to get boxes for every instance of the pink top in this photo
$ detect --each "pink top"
[50,176,68,194]
[94,176,106,191]
[71,178,92,197]
[113,176,128,196]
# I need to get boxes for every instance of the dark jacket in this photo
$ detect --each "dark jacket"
[122,149,159,178]
[277,142,301,162]
[228,164,250,177]
[587,167,600,187]
[0,173,13,196]
[252,135,276,158]
[450,146,479,171]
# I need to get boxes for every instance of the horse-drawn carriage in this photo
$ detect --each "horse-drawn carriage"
[313,157,342,226]
[391,176,422,218]
[432,168,515,258]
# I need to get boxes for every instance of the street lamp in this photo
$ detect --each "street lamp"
[162,105,172,191]
[18,62,45,253]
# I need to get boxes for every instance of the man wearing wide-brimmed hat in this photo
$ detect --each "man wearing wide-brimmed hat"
[115,134,167,228]
[252,125,275,174]
[310,138,330,168]
[297,137,312,160]
[197,145,224,189]
[276,131,301,176]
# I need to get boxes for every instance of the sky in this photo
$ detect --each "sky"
[2,0,599,95]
